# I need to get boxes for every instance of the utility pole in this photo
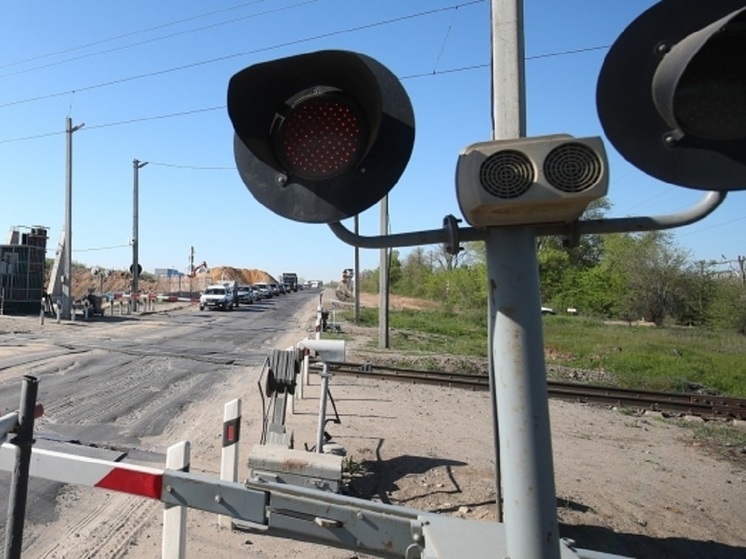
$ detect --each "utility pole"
[354,215,360,324]
[62,117,84,321]
[189,246,195,296]
[378,195,389,348]
[132,159,148,311]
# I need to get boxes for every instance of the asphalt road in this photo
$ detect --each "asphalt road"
[0,288,321,546]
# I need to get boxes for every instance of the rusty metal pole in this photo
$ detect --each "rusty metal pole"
[4,375,40,559]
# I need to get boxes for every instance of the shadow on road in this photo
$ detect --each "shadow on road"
[559,522,746,559]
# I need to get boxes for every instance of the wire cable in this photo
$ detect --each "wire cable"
[149,161,235,171]
[432,5,460,73]
[0,0,268,70]
[82,106,225,131]
[678,215,746,237]
[73,244,131,253]
[0,0,484,110]
[0,1,316,79]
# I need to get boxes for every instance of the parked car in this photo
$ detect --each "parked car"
[199,285,234,311]
[541,306,556,316]
[253,283,272,299]
[250,285,263,300]
[237,286,254,304]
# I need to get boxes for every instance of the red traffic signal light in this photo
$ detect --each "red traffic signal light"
[597,0,746,191]
[228,50,415,223]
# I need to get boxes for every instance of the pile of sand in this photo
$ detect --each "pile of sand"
[68,266,276,299]
[207,266,276,285]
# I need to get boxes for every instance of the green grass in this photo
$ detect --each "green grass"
[684,420,746,447]
[345,307,487,357]
[340,308,746,397]
[543,316,746,397]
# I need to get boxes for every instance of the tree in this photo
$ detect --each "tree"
[429,241,477,272]
[677,260,717,326]
[708,278,746,335]
[396,247,433,297]
[537,198,611,310]
[387,249,403,289]
[537,198,611,269]
[538,245,571,305]
[601,231,689,324]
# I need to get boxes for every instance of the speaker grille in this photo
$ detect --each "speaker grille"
[543,142,603,193]
[479,150,534,199]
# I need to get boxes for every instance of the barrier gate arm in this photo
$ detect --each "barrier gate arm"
[0,442,624,559]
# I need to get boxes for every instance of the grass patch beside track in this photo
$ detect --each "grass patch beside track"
[341,308,746,397]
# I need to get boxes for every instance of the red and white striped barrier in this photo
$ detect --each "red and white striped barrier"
[0,444,163,499]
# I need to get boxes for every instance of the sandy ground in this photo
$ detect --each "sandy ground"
[10,290,746,558]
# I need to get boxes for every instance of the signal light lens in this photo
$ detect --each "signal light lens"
[597,2,746,190]
[671,17,746,141]
[274,93,368,181]
[227,50,415,222]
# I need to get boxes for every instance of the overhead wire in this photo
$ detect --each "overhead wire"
[0,0,268,70]
[73,244,131,253]
[149,161,234,171]
[0,106,226,143]
[0,0,484,110]
[678,215,746,237]
[0,0,317,79]
[0,0,619,152]
[526,44,610,61]
[82,106,225,131]
[432,5,460,73]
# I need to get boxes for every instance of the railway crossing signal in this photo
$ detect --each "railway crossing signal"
[597,0,746,191]
[227,50,415,223]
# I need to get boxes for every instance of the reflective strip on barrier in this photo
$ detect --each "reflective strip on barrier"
[0,443,164,500]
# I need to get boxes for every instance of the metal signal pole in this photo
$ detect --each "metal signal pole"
[354,215,361,324]
[378,195,390,348]
[132,159,148,311]
[488,1,560,557]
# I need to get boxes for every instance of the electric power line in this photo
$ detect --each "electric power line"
[0,106,226,144]
[0,0,619,147]
[0,0,268,71]
[83,106,225,131]
[0,57,492,145]
[0,1,316,79]
[400,62,488,80]
[0,0,484,110]
[526,44,610,61]
[149,161,234,171]
[73,243,130,253]
[432,4,460,73]
[678,215,746,237]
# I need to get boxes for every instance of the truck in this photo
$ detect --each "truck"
[199,282,236,311]
[280,272,298,292]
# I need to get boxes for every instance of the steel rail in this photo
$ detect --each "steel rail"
[310,361,746,420]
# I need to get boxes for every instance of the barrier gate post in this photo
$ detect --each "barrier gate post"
[162,440,190,559]
[4,375,40,559]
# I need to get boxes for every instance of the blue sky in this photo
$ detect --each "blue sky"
[0,0,742,283]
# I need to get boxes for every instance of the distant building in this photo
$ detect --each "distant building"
[155,268,183,278]
[1,226,48,314]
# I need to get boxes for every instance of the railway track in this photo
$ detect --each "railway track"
[311,360,746,420]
